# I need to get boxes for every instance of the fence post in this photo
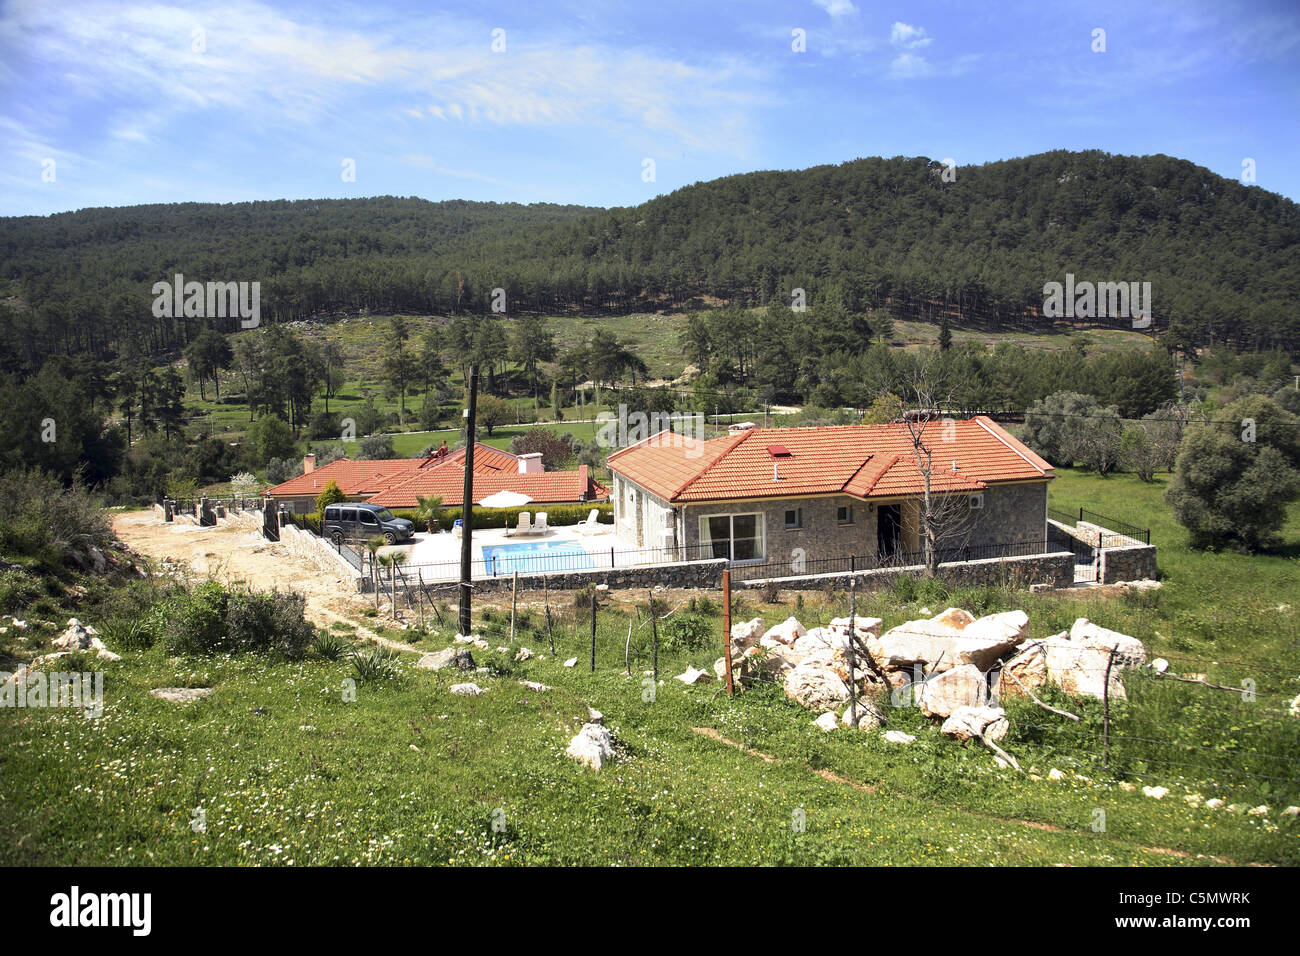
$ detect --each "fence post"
[544,575,554,655]
[610,546,615,569]
[509,570,518,644]
[648,590,659,684]
[589,592,597,672]
[847,575,858,726]
[1102,647,1116,767]
[722,568,734,698]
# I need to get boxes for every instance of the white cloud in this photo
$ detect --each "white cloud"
[813,0,858,17]
[890,22,932,49]
[0,1,765,158]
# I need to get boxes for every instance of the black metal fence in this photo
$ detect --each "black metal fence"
[725,538,1053,583]
[1079,508,1151,545]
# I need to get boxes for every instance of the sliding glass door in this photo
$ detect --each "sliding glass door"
[699,513,764,562]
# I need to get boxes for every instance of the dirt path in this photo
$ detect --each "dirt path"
[112,510,376,635]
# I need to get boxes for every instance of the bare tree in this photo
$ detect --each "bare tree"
[884,360,978,577]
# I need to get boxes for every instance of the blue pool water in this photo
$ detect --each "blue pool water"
[480,541,597,576]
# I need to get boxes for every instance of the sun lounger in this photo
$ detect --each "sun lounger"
[575,508,604,535]
[505,512,531,537]
[533,512,548,535]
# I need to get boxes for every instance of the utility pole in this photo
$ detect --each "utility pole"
[457,365,479,636]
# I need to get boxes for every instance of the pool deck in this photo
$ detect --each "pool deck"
[379,520,670,580]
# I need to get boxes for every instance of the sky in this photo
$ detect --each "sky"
[1,0,1298,217]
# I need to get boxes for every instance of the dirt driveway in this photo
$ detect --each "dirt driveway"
[111,510,370,632]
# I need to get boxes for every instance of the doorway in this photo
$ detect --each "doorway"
[877,504,901,560]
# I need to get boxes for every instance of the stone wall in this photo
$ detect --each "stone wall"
[731,550,1076,592]
[1099,544,1158,584]
[399,558,729,596]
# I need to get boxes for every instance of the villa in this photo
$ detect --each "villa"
[604,417,1053,567]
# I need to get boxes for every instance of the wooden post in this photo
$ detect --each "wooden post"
[625,620,633,677]
[648,590,659,683]
[1102,647,1116,767]
[457,364,479,636]
[722,569,734,697]
[509,570,518,644]
[847,574,858,725]
[544,575,554,654]
[589,592,597,672]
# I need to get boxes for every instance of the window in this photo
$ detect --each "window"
[341,508,357,522]
[837,504,854,525]
[784,508,803,529]
[699,513,765,562]
[359,511,378,525]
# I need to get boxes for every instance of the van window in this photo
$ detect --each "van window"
[359,511,378,525]
[341,508,358,522]
[324,506,339,520]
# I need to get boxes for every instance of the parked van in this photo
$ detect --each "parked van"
[322,503,415,546]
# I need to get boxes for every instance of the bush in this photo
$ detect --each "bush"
[265,457,301,485]
[0,470,113,571]
[357,433,397,461]
[224,589,315,658]
[660,613,713,652]
[350,646,400,683]
[165,581,229,654]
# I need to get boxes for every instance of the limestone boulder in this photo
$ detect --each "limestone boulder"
[841,698,886,731]
[784,662,851,710]
[730,617,765,653]
[1069,619,1146,668]
[675,666,712,685]
[828,616,883,639]
[449,682,485,696]
[941,705,1009,743]
[996,641,1048,701]
[958,610,1030,669]
[567,722,614,770]
[416,646,475,672]
[930,608,976,631]
[761,616,805,646]
[919,664,988,718]
[1044,634,1126,701]
[813,712,839,732]
[867,619,962,672]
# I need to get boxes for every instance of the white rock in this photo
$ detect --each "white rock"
[1289,693,1300,718]
[567,722,614,770]
[150,687,212,703]
[1248,805,1269,817]
[1183,793,1203,807]
[1281,806,1299,817]
[761,616,806,646]
[518,680,552,692]
[514,647,533,662]
[730,617,765,652]
[1150,657,1169,675]
[563,657,578,668]
[941,705,1009,743]
[674,666,712,685]
[1118,781,1135,791]
[997,641,1048,700]
[449,682,485,696]
[1204,798,1225,809]
[784,662,851,710]
[1070,618,1147,667]
[1142,785,1169,800]
[586,706,603,723]
[919,664,988,718]
[882,730,916,745]
[958,610,1030,666]
[929,608,975,631]
[1044,633,1127,701]
[1048,768,1065,781]
[840,699,884,731]
[813,712,839,731]
[829,616,883,638]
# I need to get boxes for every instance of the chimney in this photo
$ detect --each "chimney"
[303,454,316,474]
[518,452,544,474]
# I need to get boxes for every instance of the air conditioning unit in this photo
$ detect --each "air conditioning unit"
[658,528,676,551]
[969,493,985,510]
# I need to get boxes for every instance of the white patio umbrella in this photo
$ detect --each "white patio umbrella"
[478,489,534,527]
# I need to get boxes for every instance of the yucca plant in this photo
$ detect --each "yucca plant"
[350,645,400,684]
[311,629,350,661]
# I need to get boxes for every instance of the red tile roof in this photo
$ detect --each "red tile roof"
[263,442,520,499]
[607,417,1052,503]
[368,464,609,509]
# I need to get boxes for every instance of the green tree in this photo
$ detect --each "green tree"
[1165,395,1300,551]
[315,478,347,519]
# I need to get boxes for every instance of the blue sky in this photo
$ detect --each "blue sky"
[2,0,1298,216]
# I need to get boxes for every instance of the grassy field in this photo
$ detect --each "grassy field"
[2,470,1298,866]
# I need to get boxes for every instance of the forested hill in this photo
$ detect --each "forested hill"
[2,151,1298,371]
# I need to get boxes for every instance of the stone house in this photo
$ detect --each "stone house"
[605,417,1053,568]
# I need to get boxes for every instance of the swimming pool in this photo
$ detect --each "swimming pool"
[480,541,597,576]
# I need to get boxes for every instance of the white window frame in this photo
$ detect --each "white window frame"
[699,512,765,563]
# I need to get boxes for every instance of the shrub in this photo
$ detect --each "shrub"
[310,629,350,661]
[357,433,396,461]
[100,615,155,651]
[315,479,347,519]
[0,569,41,613]
[165,581,230,654]
[660,613,713,652]
[224,589,315,658]
[350,646,400,683]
